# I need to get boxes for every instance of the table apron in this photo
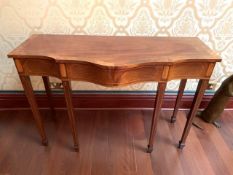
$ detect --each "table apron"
[14,59,215,86]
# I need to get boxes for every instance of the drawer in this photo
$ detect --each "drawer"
[66,63,164,86]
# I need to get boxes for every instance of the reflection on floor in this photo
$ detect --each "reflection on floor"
[0,109,232,175]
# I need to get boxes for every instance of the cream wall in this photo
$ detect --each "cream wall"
[0,0,232,91]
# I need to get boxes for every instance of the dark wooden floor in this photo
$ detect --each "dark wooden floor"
[0,109,233,175]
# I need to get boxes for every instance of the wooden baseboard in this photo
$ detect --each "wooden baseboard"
[0,91,232,109]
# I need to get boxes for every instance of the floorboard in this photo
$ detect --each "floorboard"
[0,109,232,175]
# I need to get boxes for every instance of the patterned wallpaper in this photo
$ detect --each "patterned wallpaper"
[0,0,233,91]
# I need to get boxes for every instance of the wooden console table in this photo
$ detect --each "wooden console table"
[8,35,221,152]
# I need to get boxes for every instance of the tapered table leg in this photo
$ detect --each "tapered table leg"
[178,79,209,149]
[147,82,167,153]
[19,75,48,145]
[62,80,79,152]
[170,79,187,123]
[42,76,55,114]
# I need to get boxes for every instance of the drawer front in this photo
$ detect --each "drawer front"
[66,63,164,86]
[168,62,211,80]
[21,59,60,77]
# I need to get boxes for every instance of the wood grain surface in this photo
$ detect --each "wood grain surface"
[9,35,221,86]
[8,34,220,65]
[7,35,221,152]
[0,109,232,175]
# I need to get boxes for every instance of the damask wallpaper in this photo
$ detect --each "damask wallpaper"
[0,0,232,91]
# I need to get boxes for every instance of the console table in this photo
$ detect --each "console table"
[8,35,221,152]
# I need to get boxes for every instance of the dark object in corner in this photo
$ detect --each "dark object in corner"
[200,75,233,128]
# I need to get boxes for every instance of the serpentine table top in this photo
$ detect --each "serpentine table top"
[8,34,220,86]
[9,34,219,63]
